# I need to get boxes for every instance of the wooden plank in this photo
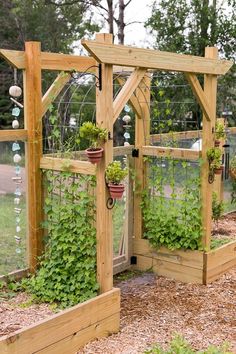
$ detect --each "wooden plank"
[113,145,134,156]
[133,239,203,269]
[24,42,43,272]
[150,130,202,143]
[41,52,96,71]
[0,268,29,283]
[113,68,146,122]
[205,258,236,283]
[35,313,120,354]
[81,41,233,75]
[134,255,203,283]
[0,49,25,69]
[133,76,151,240]
[0,129,28,142]
[142,145,201,160]
[206,240,236,269]
[40,157,96,175]
[201,48,218,250]
[0,288,120,354]
[185,73,211,121]
[116,77,142,117]
[41,72,71,117]
[95,33,114,294]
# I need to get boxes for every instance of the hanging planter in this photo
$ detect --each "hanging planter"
[79,121,108,164]
[85,147,104,164]
[105,161,128,199]
[207,147,223,183]
[215,121,226,147]
[214,165,224,175]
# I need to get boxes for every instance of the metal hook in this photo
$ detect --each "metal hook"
[106,197,116,209]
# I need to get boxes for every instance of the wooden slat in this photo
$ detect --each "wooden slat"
[201,48,218,250]
[185,73,211,121]
[95,33,114,294]
[113,145,134,156]
[205,258,236,284]
[40,157,96,175]
[0,268,29,283]
[113,68,146,122]
[142,145,201,160]
[150,130,202,143]
[41,52,96,71]
[116,77,142,118]
[41,72,71,117]
[133,239,203,269]
[0,49,25,68]
[206,240,236,269]
[0,129,28,142]
[81,40,233,75]
[36,313,119,354]
[0,288,120,354]
[24,42,43,272]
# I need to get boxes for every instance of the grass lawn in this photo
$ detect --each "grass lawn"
[0,194,27,276]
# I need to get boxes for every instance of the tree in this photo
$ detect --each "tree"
[146,0,236,128]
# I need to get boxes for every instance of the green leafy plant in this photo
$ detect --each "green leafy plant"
[207,147,222,170]
[212,192,224,226]
[229,155,236,181]
[215,121,226,140]
[23,170,98,308]
[141,158,202,251]
[144,334,232,354]
[105,161,128,185]
[79,121,108,150]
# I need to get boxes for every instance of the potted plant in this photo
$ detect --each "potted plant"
[215,121,226,147]
[207,147,223,175]
[105,161,128,199]
[230,155,236,180]
[79,121,108,164]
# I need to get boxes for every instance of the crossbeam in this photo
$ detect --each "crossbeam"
[40,157,96,175]
[0,129,28,142]
[142,145,201,160]
[81,40,233,75]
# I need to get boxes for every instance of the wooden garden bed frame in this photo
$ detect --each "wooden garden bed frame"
[0,33,234,352]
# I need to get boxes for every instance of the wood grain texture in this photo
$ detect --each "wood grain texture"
[142,146,201,160]
[0,288,120,354]
[24,42,43,272]
[116,77,142,117]
[41,52,96,71]
[0,130,28,142]
[113,68,146,122]
[201,48,218,250]
[150,130,203,143]
[81,41,233,75]
[40,157,96,175]
[41,72,71,117]
[0,49,25,68]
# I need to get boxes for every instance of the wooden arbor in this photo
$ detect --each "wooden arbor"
[0,34,235,352]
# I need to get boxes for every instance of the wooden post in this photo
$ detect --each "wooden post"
[133,75,151,239]
[95,33,114,293]
[201,47,218,250]
[24,42,43,272]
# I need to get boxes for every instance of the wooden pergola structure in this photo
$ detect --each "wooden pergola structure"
[0,33,235,353]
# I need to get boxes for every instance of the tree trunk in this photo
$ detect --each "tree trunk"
[106,0,114,37]
[118,0,125,44]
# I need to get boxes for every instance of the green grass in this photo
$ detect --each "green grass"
[0,194,27,275]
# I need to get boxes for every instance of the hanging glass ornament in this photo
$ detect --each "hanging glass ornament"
[124,104,131,113]
[13,153,21,164]
[12,107,21,117]
[12,119,19,129]
[9,85,22,98]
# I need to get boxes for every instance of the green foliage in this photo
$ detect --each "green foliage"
[229,155,236,171]
[212,192,224,225]
[141,158,202,251]
[105,161,128,185]
[207,148,222,170]
[79,121,108,149]
[144,334,232,354]
[211,237,233,250]
[215,121,226,140]
[23,170,98,308]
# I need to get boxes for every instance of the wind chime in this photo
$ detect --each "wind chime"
[9,69,23,256]
[122,104,131,146]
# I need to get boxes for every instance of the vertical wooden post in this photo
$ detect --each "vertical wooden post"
[213,118,225,201]
[95,33,114,294]
[201,47,218,250]
[133,75,151,239]
[24,42,43,272]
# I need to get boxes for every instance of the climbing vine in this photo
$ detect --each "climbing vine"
[141,157,203,251]
[24,170,98,308]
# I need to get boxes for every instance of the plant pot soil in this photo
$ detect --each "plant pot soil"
[108,183,125,199]
[85,148,103,164]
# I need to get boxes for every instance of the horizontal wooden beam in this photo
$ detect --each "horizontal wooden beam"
[113,68,146,122]
[113,145,134,156]
[40,157,96,175]
[185,73,211,121]
[42,72,71,117]
[0,49,25,68]
[0,268,29,283]
[41,52,96,71]
[0,129,28,142]
[150,130,202,143]
[82,41,233,75]
[142,145,201,160]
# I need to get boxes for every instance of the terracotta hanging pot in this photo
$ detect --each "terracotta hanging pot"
[85,148,104,164]
[108,183,125,199]
[214,165,224,175]
[214,140,220,147]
